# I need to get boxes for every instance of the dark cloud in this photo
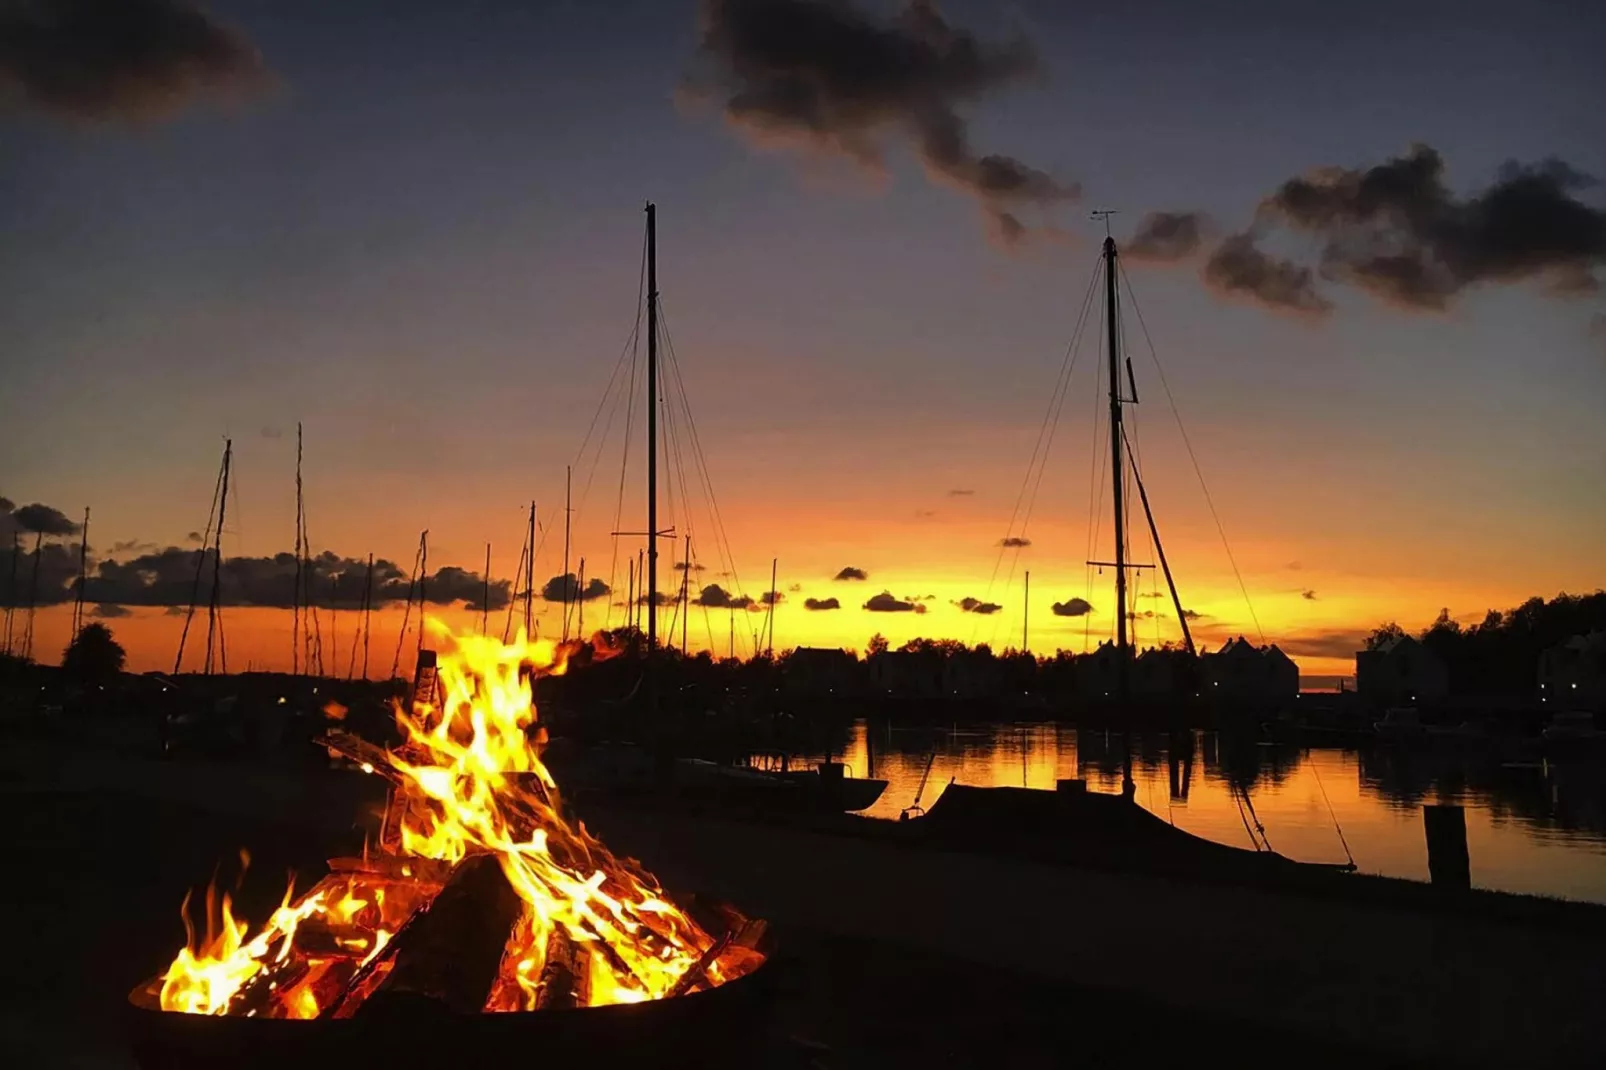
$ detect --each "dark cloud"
[804,597,841,611]
[1302,589,1318,601]
[689,0,1077,244]
[834,566,868,581]
[864,590,926,613]
[110,539,157,555]
[185,531,203,543]
[673,561,707,572]
[2,543,512,612]
[787,583,802,593]
[692,583,756,610]
[998,536,1031,548]
[1259,144,1605,311]
[761,590,784,606]
[1203,232,1333,317]
[92,603,131,619]
[1052,597,1093,617]
[947,489,975,497]
[538,573,611,603]
[0,0,270,123]
[632,591,676,607]
[904,594,936,602]
[1127,211,1210,262]
[8,502,81,537]
[955,596,1001,615]
[1181,609,1203,621]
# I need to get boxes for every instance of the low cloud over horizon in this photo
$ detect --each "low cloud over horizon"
[864,590,927,614]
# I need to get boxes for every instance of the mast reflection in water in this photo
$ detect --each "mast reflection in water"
[767,721,1606,904]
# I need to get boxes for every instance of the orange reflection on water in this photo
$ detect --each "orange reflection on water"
[814,721,1606,903]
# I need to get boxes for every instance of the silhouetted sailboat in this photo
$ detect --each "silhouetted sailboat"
[545,204,886,814]
[891,228,1352,878]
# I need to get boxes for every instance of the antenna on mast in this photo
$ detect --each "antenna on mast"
[1090,208,1119,238]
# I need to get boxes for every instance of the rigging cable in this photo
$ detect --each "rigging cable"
[1308,754,1356,867]
[659,300,753,657]
[973,253,1103,648]
[1119,263,1263,644]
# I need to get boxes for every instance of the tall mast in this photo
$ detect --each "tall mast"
[361,552,373,679]
[482,542,491,636]
[416,530,428,666]
[294,422,303,675]
[646,202,660,717]
[766,557,777,659]
[525,501,536,640]
[1023,569,1030,653]
[680,535,691,655]
[577,557,586,640]
[72,507,90,638]
[1103,235,1134,799]
[205,438,232,675]
[4,531,18,656]
[562,466,572,643]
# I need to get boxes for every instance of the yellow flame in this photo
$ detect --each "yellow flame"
[158,622,722,1016]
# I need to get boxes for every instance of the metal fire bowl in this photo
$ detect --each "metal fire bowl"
[126,926,774,1070]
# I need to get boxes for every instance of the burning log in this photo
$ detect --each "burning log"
[531,926,590,1010]
[357,855,522,1017]
[665,930,731,999]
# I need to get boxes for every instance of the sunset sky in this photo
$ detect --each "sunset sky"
[3,0,1603,680]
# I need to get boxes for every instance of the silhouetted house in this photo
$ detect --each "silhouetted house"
[1355,636,1448,707]
[1074,642,1123,701]
[1200,637,1298,705]
[1133,647,1180,699]
[868,650,943,699]
[942,649,1003,698]
[1539,631,1606,709]
[782,647,860,699]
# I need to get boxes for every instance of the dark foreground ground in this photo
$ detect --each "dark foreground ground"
[0,784,1443,1070]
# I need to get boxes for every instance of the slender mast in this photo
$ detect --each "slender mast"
[482,542,491,636]
[525,502,536,640]
[205,438,232,675]
[766,557,777,658]
[680,535,691,655]
[1103,235,1134,799]
[562,466,572,642]
[72,507,90,638]
[1023,569,1030,653]
[645,202,660,717]
[361,552,373,679]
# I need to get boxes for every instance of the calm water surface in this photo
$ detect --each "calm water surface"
[786,721,1606,904]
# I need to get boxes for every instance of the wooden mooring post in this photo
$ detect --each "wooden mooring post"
[1423,804,1471,890]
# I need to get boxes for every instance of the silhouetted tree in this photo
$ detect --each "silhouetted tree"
[62,623,125,681]
[866,633,889,657]
[1365,622,1406,650]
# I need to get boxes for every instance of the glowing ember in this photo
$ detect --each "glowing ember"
[151,622,759,1019]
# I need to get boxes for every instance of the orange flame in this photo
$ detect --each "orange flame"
[157,621,724,1017]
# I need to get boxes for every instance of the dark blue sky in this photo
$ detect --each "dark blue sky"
[2,0,1602,669]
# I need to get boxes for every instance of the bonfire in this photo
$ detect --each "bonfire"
[139,623,764,1020]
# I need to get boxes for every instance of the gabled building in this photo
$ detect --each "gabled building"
[781,647,861,700]
[1355,635,1448,707]
[1539,631,1606,709]
[1201,636,1298,705]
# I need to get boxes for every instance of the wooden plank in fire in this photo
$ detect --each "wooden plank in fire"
[531,925,591,1010]
[355,854,523,1017]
